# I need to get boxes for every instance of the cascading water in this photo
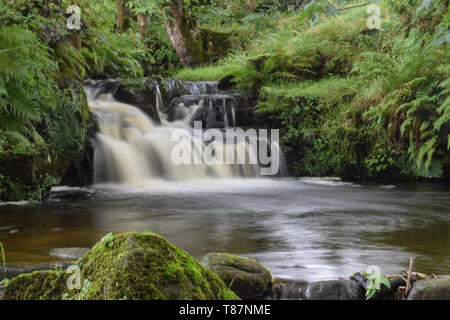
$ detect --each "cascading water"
[84,79,286,186]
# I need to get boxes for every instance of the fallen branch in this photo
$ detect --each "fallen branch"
[340,2,372,11]
[404,256,415,299]
[409,271,437,279]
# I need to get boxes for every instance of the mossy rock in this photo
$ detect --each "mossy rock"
[2,270,69,300]
[201,253,272,298]
[2,232,240,300]
[407,276,450,300]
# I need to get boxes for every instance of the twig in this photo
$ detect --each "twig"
[339,2,372,11]
[409,271,437,279]
[404,256,414,299]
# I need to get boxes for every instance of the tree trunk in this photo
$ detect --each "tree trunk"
[164,0,203,66]
[116,0,130,33]
[137,12,151,43]
[245,0,257,13]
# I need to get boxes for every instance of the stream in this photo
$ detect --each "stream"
[1,178,449,283]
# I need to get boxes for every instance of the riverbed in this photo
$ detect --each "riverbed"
[0,178,449,283]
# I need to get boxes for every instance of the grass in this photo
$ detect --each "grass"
[174,61,245,81]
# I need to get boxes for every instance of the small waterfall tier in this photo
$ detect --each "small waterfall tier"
[84,78,287,185]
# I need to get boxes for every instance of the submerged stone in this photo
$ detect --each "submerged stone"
[49,247,90,260]
[2,232,239,300]
[407,275,450,300]
[201,252,272,298]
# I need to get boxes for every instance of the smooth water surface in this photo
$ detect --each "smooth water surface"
[1,178,449,282]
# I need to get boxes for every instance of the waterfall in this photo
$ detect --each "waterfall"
[84,79,286,186]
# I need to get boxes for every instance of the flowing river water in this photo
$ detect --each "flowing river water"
[1,179,449,283]
[0,79,449,284]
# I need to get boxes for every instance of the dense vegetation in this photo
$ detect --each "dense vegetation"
[0,0,449,201]
[176,0,450,180]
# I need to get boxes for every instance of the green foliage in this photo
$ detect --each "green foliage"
[178,0,449,180]
[44,88,90,154]
[175,61,246,81]
[100,232,116,248]
[0,172,56,202]
[81,30,144,79]
[0,25,58,148]
[0,242,5,268]
[364,271,391,300]
[354,28,449,170]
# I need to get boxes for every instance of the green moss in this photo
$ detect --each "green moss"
[3,232,240,300]
[201,253,272,298]
[2,270,69,300]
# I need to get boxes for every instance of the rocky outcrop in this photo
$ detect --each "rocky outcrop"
[85,78,261,129]
[0,85,92,201]
[407,276,450,300]
[2,232,239,300]
[0,149,61,201]
[201,252,272,298]
[84,79,161,123]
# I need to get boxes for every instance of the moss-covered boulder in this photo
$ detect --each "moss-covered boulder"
[2,232,240,300]
[200,253,272,298]
[407,276,450,300]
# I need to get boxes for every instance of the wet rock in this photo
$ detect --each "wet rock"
[3,232,239,300]
[60,129,95,187]
[350,272,406,300]
[407,275,450,300]
[49,247,90,260]
[201,252,272,299]
[298,280,365,300]
[0,151,59,202]
[84,79,161,123]
[113,79,161,123]
[167,94,239,128]
[269,279,309,299]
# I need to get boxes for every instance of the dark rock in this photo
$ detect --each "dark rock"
[113,79,161,123]
[269,278,309,299]
[407,275,450,300]
[201,252,272,299]
[218,75,235,91]
[60,134,94,187]
[0,150,62,201]
[298,280,365,300]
